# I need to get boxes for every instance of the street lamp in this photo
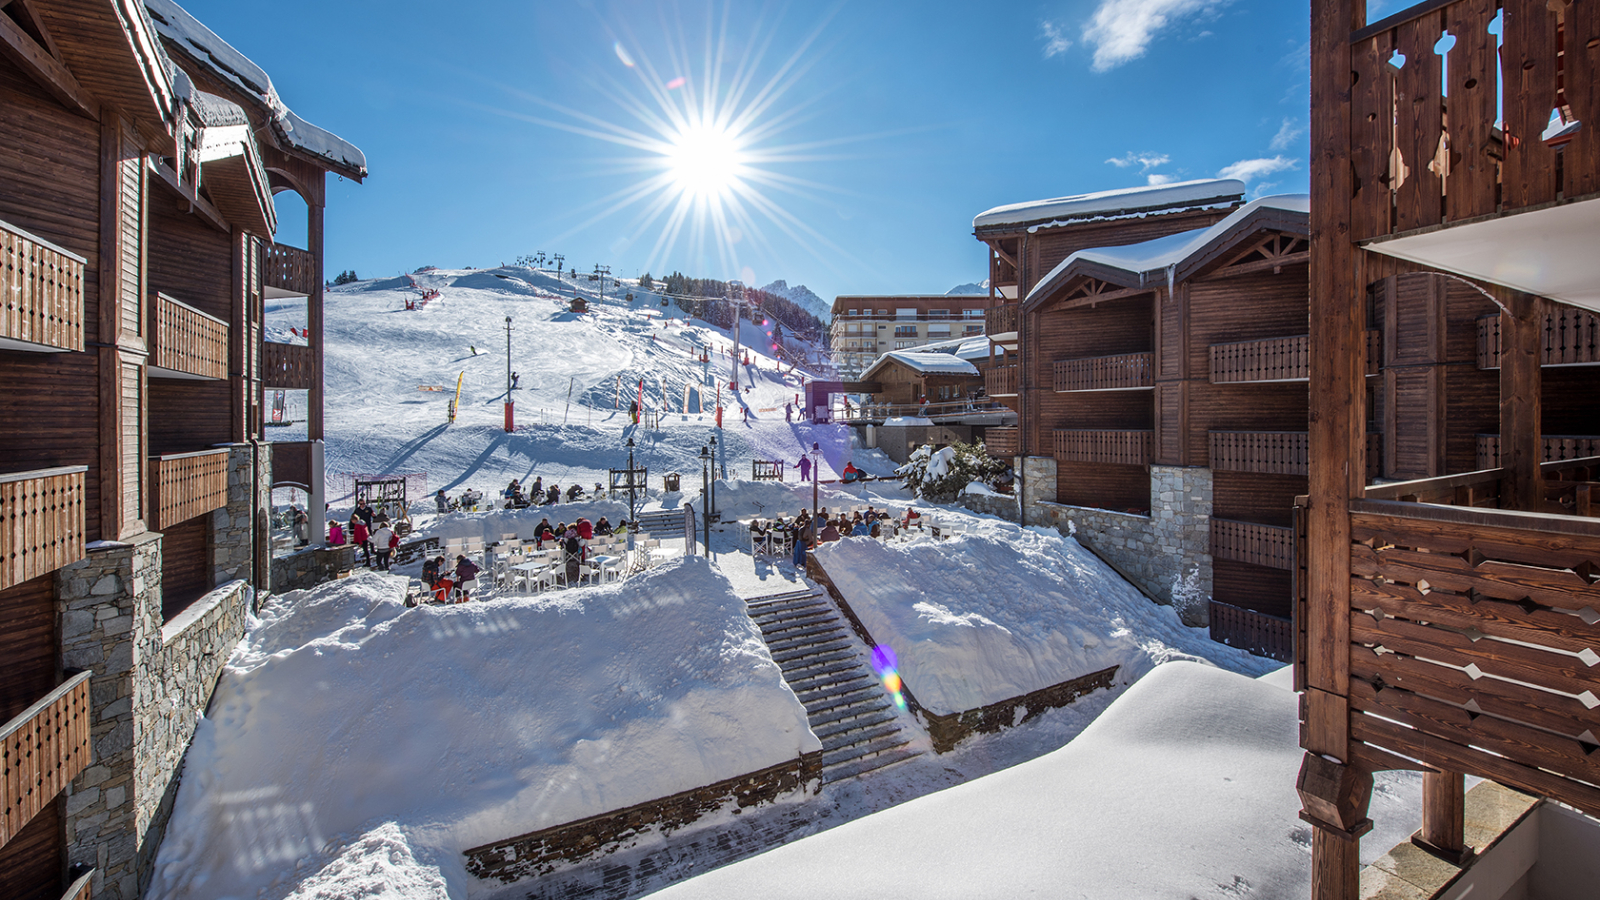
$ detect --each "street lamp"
[810,441,821,555]
[626,437,637,525]
[699,444,711,554]
[709,434,721,506]
[504,316,514,433]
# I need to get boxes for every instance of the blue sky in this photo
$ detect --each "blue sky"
[179,0,1312,302]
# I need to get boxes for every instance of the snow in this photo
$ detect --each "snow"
[973,178,1246,229]
[144,0,368,178]
[814,525,1273,715]
[757,279,829,322]
[1026,194,1310,303]
[146,560,818,900]
[860,350,979,378]
[945,280,989,295]
[650,661,1424,900]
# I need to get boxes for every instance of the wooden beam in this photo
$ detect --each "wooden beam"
[0,6,95,119]
[1418,770,1467,862]
[1500,291,1546,511]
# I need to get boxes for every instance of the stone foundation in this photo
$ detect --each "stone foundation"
[270,544,356,592]
[464,752,823,884]
[958,488,1019,522]
[213,443,271,587]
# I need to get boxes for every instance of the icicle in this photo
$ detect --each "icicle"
[1165,264,1176,299]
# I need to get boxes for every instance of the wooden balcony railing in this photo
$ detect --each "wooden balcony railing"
[62,868,95,900]
[986,303,1018,338]
[150,449,230,530]
[1,216,85,351]
[1475,308,1600,370]
[264,242,316,296]
[833,399,1010,423]
[1208,601,1292,662]
[1210,518,1294,570]
[986,365,1018,397]
[1343,499,1600,817]
[1054,352,1153,392]
[149,293,228,379]
[984,427,1019,458]
[0,466,87,593]
[1210,335,1309,383]
[1347,0,1599,240]
[1209,431,1308,475]
[1366,328,1381,376]
[1365,432,1383,481]
[1364,455,1600,519]
[1053,429,1151,466]
[1476,434,1600,471]
[1,671,91,848]
[263,341,315,390]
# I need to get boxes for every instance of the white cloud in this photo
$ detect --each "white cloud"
[1082,0,1231,72]
[1040,21,1072,58]
[1106,152,1171,172]
[1147,174,1176,185]
[1269,118,1305,151]
[1217,156,1299,183]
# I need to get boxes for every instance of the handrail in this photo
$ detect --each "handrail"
[0,464,88,485]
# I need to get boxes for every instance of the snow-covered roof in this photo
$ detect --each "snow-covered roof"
[954,337,992,361]
[973,178,1246,231]
[862,351,980,380]
[1026,194,1310,305]
[144,0,368,181]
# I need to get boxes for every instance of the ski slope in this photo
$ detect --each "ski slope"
[266,266,873,501]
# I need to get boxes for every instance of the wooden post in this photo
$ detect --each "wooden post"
[1307,0,1367,896]
[308,196,325,443]
[1499,291,1544,511]
[1417,770,1468,862]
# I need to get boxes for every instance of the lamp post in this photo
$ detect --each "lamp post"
[699,444,711,555]
[626,437,637,525]
[504,316,514,432]
[710,433,721,506]
[810,441,821,556]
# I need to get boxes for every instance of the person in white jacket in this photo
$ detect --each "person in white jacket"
[372,524,397,571]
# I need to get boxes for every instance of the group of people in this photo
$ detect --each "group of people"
[750,505,907,551]
[792,456,868,484]
[435,488,485,513]
[325,499,401,571]
[420,554,480,603]
[501,477,595,509]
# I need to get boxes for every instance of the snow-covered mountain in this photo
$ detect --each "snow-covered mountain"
[946,279,989,296]
[760,279,829,320]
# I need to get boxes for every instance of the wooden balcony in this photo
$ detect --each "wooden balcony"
[1208,601,1291,662]
[62,869,94,900]
[984,427,1019,458]
[1053,429,1151,466]
[1476,434,1600,471]
[0,216,85,352]
[1475,308,1600,370]
[263,341,315,390]
[986,303,1018,340]
[0,671,91,849]
[986,364,1018,397]
[1365,328,1381,376]
[150,449,230,530]
[0,466,87,593]
[149,293,228,380]
[271,440,314,489]
[1210,518,1293,570]
[1210,335,1309,383]
[264,242,316,297]
[1209,431,1308,476]
[1054,352,1153,392]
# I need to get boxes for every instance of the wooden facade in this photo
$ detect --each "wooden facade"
[0,0,363,894]
[1306,2,1600,896]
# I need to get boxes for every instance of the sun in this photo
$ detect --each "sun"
[666,123,747,198]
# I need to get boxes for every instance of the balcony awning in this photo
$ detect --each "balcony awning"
[195,92,276,237]
[1362,198,1600,314]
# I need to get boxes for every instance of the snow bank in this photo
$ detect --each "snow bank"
[814,525,1275,715]
[148,560,818,899]
[973,178,1245,229]
[651,661,1423,900]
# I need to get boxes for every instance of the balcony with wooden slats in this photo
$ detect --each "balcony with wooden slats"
[1475,308,1600,370]
[1210,518,1293,570]
[0,467,87,593]
[1208,601,1291,662]
[0,216,85,353]
[984,427,1019,458]
[263,341,315,390]
[985,364,1018,397]
[264,243,316,297]
[1475,434,1600,471]
[0,671,91,849]
[1209,431,1308,475]
[150,449,230,530]
[1054,352,1153,392]
[61,868,95,900]
[1210,335,1309,383]
[985,303,1018,340]
[1053,429,1151,466]
[149,293,228,380]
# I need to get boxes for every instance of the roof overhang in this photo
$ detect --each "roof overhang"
[198,123,275,236]
[1362,197,1600,314]
[31,0,174,137]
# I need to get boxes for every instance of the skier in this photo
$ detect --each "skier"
[435,489,449,514]
[511,372,520,390]
[842,462,862,484]
[785,402,792,422]
[797,454,811,483]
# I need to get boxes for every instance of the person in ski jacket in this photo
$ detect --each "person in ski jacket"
[421,556,441,588]
[454,555,480,602]
[546,485,560,505]
[327,521,346,546]
[566,484,584,502]
[594,516,613,537]
[576,517,594,541]
[842,462,862,483]
[432,571,455,604]
[351,518,372,566]
[354,501,375,529]
[535,518,555,547]
[504,480,522,507]
[372,524,396,571]
[797,455,811,482]
[436,489,449,513]
[531,477,543,499]
[292,507,310,546]
[785,402,792,422]
[561,528,583,585]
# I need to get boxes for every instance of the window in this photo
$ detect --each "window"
[927,324,951,336]
[895,340,916,349]
[965,324,983,334]
[877,309,888,317]
[927,309,950,319]
[848,309,859,316]
[963,309,983,318]
[894,325,917,337]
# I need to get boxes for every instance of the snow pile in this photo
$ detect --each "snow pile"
[147,560,818,900]
[973,178,1246,229]
[650,661,1423,900]
[814,526,1275,715]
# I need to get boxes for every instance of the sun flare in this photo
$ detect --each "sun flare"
[666,124,746,198]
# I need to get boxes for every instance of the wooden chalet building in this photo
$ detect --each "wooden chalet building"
[0,1,363,897]
[1300,0,1600,895]
[858,345,984,407]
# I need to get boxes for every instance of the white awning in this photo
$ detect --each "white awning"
[1363,198,1600,314]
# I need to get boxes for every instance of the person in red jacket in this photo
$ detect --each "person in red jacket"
[351,518,371,567]
[576,517,594,541]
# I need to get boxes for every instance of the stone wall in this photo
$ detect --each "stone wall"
[1019,456,1055,526]
[1026,464,1214,627]
[271,544,356,592]
[212,443,270,588]
[958,487,1019,522]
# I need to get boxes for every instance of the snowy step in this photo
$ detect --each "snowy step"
[769,638,854,665]
[781,660,865,690]
[744,590,823,610]
[820,731,910,769]
[764,625,849,653]
[759,619,841,643]
[807,696,896,731]
[777,650,859,678]
[819,722,903,756]
[821,745,922,783]
[757,610,837,634]
[812,708,899,742]
[803,683,885,715]
[751,604,833,627]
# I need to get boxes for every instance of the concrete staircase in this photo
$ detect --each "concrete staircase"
[744,589,922,783]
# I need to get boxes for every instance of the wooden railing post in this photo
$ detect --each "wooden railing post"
[1500,291,1545,511]
[1417,770,1468,863]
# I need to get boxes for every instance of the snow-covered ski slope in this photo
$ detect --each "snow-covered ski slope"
[267,266,868,500]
